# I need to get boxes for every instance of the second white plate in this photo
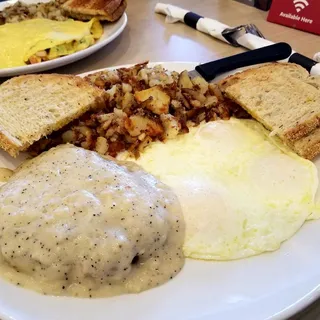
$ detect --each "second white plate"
[0,0,127,77]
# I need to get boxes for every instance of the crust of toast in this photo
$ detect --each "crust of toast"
[0,74,106,157]
[62,0,126,21]
[290,126,320,160]
[219,62,308,91]
[0,129,23,157]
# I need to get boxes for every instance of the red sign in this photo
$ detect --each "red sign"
[267,0,320,35]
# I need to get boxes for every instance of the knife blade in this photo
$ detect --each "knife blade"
[188,42,292,82]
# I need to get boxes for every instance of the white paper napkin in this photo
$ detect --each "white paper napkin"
[155,3,230,43]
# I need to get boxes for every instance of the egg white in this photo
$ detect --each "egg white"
[124,118,319,260]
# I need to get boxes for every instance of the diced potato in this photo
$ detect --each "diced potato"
[178,70,193,89]
[125,115,164,137]
[204,95,218,108]
[122,83,132,93]
[186,120,196,127]
[102,70,121,86]
[109,133,119,142]
[61,130,76,143]
[137,68,149,84]
[28,55,41,64]
[176,90,190,109]
[196,112,206,123]
[134,86,170,115]
[192,76,209,95]
[208,83,224,101]
[182,88,206,104]
[121,92,135,110]
[100,116,113,131]
[114,108,127,118]
[106,84,121,101]
[171,71,180,82]
[190,100,202,108]
[106,126,116,138]
[160,114,181,140]
[138,136,152,152]
[138,133,146,141]
[35,50,48,58]
[78,126,92,138]
[77,126,93,149]
[149,70,174,87]
[171,99,183,110]
[95,137,109,155]
[97,113,114,123]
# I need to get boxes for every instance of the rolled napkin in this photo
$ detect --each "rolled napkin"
[155,3,230,43]
[155,3,320,76]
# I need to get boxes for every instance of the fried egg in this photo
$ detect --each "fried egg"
[124,118,319,260]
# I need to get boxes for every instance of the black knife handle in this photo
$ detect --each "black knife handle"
[195,42,292,81]
[289,53,318,73]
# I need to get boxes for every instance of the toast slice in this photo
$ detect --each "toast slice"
[62,0,126,21]
[220,63,320,143]
[220,63,320,159]
[0,74,106,157]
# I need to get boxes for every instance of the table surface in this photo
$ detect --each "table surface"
[25,0,320,319]
[58,0,319,76]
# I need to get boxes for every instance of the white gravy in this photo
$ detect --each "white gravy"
[0,145,185,298]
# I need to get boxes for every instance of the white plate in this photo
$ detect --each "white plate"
[0,0,127,77]
[0,62,320,320]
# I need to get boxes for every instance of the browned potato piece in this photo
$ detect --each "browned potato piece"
[209,83,224,101]
[125,115,164,137]
[122,92,135,111]
[95,137,109,155]
[28,55,41,64]
[138,136,153,152]
[134,86,170,115]
[204,95,218,108]
[178,70,193,89]
[182,88,206,104]
[160,114,181,140]
[192,76,209,95]
[171,99,183,110]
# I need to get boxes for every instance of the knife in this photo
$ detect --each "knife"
[188,42,292,82]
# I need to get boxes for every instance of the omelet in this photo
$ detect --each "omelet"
[127,118,319,260]
[0,18,103,68]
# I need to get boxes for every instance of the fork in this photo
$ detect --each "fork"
[222,23,265,47]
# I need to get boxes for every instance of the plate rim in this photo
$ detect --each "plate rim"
[77,61,201,77]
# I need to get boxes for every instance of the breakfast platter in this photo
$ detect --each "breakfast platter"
[0,61,319,320]
[0,0,127,77]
